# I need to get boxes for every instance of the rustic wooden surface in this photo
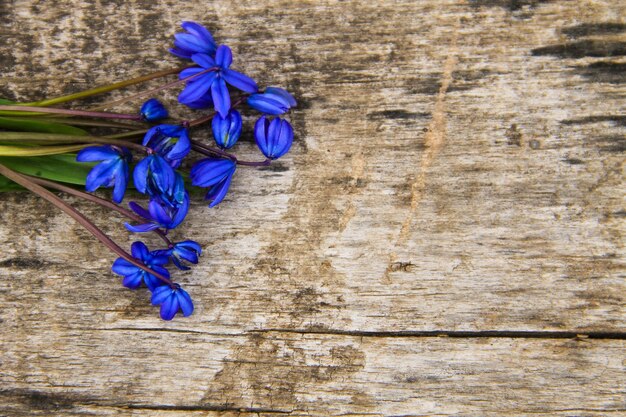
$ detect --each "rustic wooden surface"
[0,0,625,416]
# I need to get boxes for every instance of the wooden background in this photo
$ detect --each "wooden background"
[0,0,624,415]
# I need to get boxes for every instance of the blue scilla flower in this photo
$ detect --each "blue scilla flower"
[178,45,259,117]
[142,124,190,169]
[111,241,170,291]
[76,145,132,203]
[140,98,168,122]
[190,158,236,207]
[254,116,294,160]
[212,110,242,149]
[170,21,217,59]
[151,284,194,320]
[126,191,190,233]
[247,87,297,115]
[133,153,175,197]
[155,240,202,271]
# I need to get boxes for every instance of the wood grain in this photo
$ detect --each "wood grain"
[0,0,624,415]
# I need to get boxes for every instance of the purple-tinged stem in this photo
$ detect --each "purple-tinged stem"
[0,105,142,120]
[190,141,271,166]
[22,66,190,107]
[89,67,219,111]
[25,175,173,248]
[0,163,174,287]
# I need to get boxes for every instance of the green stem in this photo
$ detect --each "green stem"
[0,132,147,152]
[21,66,189,107]
[0,105,142,119]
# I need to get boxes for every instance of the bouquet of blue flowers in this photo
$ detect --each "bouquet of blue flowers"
[0,22,296,320]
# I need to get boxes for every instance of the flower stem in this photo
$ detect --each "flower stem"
[89,67,218,111]
[25,175,174,248]
[0,163,174,287]
[0,105,142,120]
[20,66,190,107]
[190,139,270,166]
[0,132,148,153]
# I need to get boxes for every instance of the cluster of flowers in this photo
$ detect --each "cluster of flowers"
[76,22,296,320]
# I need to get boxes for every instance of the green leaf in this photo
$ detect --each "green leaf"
[0,154,94,186]
[0,116,88,135]
[0,144,89,156]
[0,98,16,105]
[0,173,23,191]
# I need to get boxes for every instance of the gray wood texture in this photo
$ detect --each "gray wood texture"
[0,0,624,415]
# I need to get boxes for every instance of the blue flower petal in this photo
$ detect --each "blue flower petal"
[206,170,234,207]
[131,241,150,259]
[151,286,172,305]
[215,45,232,68]
[190,158,236,188]
[169,193,190,228]
[247,94,288,115]
[85,158,118,192]
[265,87,297,107]
[181,21,216,53]
[122,270,144,289]
[112,258,137,275]
[176,289,194,317]
[178,72,217,105]
[76,146,118,162]
[191,53,216,69]
[111,162,129,203]
[222,69,258,93]
[133,157,150,194]
[211,76,230,118]
[125,222,160,233]
[160,294,180,320]
[178,67,206,81]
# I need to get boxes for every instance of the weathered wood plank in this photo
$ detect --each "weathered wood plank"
[0,0,624,415]
[1,331,625,416]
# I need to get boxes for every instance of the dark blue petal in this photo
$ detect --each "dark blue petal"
[140,98,168,122]
[190,158,236,188]
[176,289,194,317]
[131,241,150,260]
[125,222,160,233]
[264,87,297,107]
[181,21,216,53]
[122,271,144,289]
[76,146,118,162]
[178,72,217,105]
[149,155,176,196]
[222,69,258,93]
[212,110,242,149]
[167,128,191,161]
[112,258,138,275]
[174,33,206,51]
[247,94,288,115]
[171,256,189,270]
[254,116,270,156]
[169,192,190,228]
[215,45,232,68]
[178,240,202,256]
[160,294,180,320]
[149,198,173,226]
[211,77,230,118]
[206,169,234,207]
[191,53,216,69]
[273,119,294,159]
[178,67,206,80]
[128,201,151,220]
[151,286,172,305]
[111,162,129,203]
[85,159,120,192]
[133,157,150,194]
